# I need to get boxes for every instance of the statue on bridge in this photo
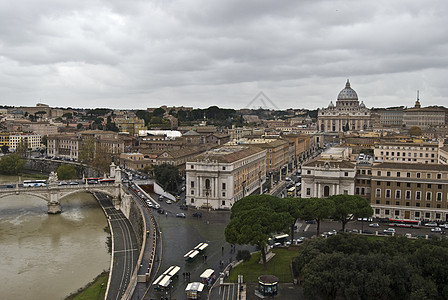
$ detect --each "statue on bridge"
[48,171,58,185]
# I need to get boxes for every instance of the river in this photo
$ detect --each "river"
[0,175,110,300]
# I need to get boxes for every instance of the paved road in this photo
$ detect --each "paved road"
[95,192,139,300]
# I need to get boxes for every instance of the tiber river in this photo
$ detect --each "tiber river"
[0,175,110,300]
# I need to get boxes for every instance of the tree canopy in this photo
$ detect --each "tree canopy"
[293,234,448,299]
[153,163,181,193]
[330,194,373,231]
[0,154,25,175]
[57,164,77,180]
[225,195,293,268]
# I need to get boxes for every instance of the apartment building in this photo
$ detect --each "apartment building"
[374,140,440,164]
[186,146,266,210]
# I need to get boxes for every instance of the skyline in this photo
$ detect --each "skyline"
[1,1,448,110]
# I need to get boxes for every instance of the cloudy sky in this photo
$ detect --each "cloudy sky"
[1,0,447,110]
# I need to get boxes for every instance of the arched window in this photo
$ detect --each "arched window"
[205,179,210,190]
[324,186,330,197]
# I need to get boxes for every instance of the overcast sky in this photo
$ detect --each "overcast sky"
[1,0,447,110]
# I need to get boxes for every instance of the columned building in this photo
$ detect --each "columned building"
[186,146,266,210]
[318,80,371,133]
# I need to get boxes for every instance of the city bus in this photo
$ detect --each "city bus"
[287,186,296,197]
[388,218,421,228]
[83,177,103,184]
[23,180,47,187]
[99,179,115,184]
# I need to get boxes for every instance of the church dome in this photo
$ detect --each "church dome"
[337,79,358,100]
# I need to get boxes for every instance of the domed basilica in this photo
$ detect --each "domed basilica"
[317,80,371,132]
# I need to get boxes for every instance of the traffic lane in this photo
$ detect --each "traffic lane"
[95,193,139,300]
[149,209,255,300]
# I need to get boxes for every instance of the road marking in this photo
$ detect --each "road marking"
[114,248,139,253]
[304,224,311,232]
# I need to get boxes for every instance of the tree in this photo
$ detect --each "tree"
[78,138,95,165]
[409,126,422,137]
[1,145,9,154]
[15,139,28,158]
[284,198,302,242]
[300,197,335,235]
[225,195,293,269]
[152,107,166,117]
[41,135,47,147]
[330,195,373,231]
[153,163,181,192]
[57,164,77,180]
[92,143,113,174]
[0,154,25,175]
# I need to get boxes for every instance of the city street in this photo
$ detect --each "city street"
[138,197,255,300]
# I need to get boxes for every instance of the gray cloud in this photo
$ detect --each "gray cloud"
[1,0,447,110]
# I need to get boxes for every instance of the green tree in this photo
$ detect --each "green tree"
[0,154,25,175]
[15,139,28,157]
[1,145,9,154]
[153,163,181,192]
[57,164,77,180]
[152,107,166,117]
[300,197,336,235]
[41,135,47,147]
[225,195,293,269]
[78,138,95,165]
[330,195,373,231]
[409,126,422,136]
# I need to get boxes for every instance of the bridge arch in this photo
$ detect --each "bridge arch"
[0,192,49,202]
[58,188,117,202]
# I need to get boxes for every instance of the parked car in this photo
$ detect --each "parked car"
[369,223,380,228]
[431,227,442,232]
[193,212,202,218]
[166,200,172,204]
[425,222,438,227]
[58,181,68,186]
[440,224,448,229]
[69,181,79,185]
[384,228,396,234]
[180,204,188,210]
[6,184,14,188]
[158,195,164,201]
[176,213,186,218]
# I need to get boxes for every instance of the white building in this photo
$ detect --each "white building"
[301,160,356,198]
[10,133,42,151]
[186,145,267,210]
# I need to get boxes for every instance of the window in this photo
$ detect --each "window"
[386,200,390,205]
[437,173,442,179]
[437,192,442,201]
[415,212,420,218]
[222,183,226,190]
[191,165,194,169]
[417,173,421,178]
[377,171,381,176]
[222,166,226,170]
[307,170,311,175]
[425,212,430,218]
[427,173,431,179]
[376,188,381,197]
[306,188,311,196]
[375,209,380,214]
[344,172,348,176]
[395,190,401,199]
[397,172,401,177]
[205,179,211,189]
[395,201,400,205]
[343,190,348,195]
[416,191,421,200]
[406,202,410,206]
[436,213,441,219]
[191,190,194,195]
[356,188,360,195]
[426,203,431,208]
[407,172,411,178]
[406,183,411,188]
[416,202,420,207]
[377,181,381,186]
[222,192,226,197]
[191,181,195,188]
[405,190,411,200]
[427,184,431,189]
[222,200,226,206]
[417,183,421,188]
[387,171,391,176]
[395,210,400,216]
[385,209,390,215]
[387,182,391,186]
[191,198,194,203]
[438,184,442,189]
[426,192,431,201]
[397,182,401,187]
[386,189,391,198]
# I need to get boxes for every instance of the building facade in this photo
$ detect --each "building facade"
[186,146,266,210]
[374,140,440,164]
[318,80,371,133]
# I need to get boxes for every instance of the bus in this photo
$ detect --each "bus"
[99,179,115,184]
[287,187,296,197]
[23,180,47,187]
[388,218,421,228]
[83,177,103,184]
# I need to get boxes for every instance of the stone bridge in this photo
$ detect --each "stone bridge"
[0,183,122,214]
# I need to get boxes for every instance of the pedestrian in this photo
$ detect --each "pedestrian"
[165,212,167,218]
[205,255,207,261]
[222,246,224,255]
[183,272,185,279]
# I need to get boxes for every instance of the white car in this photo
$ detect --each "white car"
[384,228,395,234]
[431,227,442,232]
[369,223,380,228]
[425,222,438,227]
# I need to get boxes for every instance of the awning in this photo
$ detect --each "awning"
[185,282,205,292]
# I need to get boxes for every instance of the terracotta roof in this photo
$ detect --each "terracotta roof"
[190,146,265,163]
